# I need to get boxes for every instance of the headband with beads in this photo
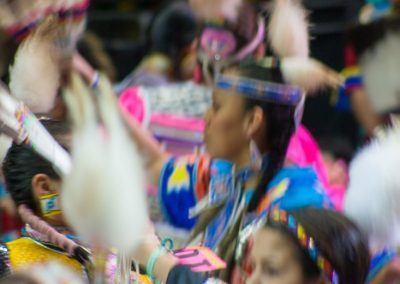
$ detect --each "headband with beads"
[268,210,339,284]
[215,73,302,106]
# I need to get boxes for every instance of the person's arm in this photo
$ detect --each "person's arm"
[134,241,204,284]
[350,88,382,137]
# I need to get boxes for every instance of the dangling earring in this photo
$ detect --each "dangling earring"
[250,140,262,171]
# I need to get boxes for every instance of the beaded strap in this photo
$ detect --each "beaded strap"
[268,210,339,284]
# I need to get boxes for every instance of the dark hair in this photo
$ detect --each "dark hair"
[1,120,90,265]
[266,208,370,284]
[2,120,70,212]
[148,2,197,79]
[238,64,296,211]
[202,63,296,280]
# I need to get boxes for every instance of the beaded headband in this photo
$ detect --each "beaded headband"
[215,74,302,106]
[268,210,339,284]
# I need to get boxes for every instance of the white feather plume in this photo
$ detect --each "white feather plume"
[9,18,61,114]
[360,32,400,114]
[62,73,147,254]
[189,0,242,22]
[0,134,12,164]
[345,126,400,251]
[268,0,309,57]
[281,57,342,92]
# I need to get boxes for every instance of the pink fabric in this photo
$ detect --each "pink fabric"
[119,87,146,124]
[119,87,205,132]
[286,125,346,210]
[151,114,204,132]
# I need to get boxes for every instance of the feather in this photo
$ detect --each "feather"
[0,0,89,41]
[189,0,242,22]
[0,134,12,164]
[345,126,400,251]
[62,73,147,255]
[9,17,62,113]
[281,57,343,93]
[268,0,309,57]
[359,32,400,114]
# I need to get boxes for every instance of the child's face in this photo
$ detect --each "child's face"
[247,227,319,284]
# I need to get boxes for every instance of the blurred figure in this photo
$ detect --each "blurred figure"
[345,128,400,284]
[116,2,198,91]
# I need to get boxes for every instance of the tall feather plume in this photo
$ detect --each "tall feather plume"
[359,32,400,114]
[268,0,309,58]
[345,126,400,251]
[281,57,343,92]
[62,73,147,258]
[9,16,62,113]
[189,0,242,22]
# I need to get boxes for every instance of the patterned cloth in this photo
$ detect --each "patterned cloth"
[5,238,84,276]
[159,154,333,249]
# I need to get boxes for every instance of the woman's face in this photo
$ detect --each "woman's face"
[203,86,251,163]
[248,227,318,284]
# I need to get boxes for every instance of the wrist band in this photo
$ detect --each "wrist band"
[146,238,174,283]
[146,246,165,284]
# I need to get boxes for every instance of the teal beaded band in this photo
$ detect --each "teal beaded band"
[146,246,165,284]
[146,238,174,283]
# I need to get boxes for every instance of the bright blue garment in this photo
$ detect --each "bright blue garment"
[265,166,333,211]
[159,156,333,236]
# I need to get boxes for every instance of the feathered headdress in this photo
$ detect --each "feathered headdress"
[268,0,309,58]
[195,0,310,80]
[62,73,147,282]
[9,17,63,114]
[0,0,89,42]
[345,126,400,251]
[6,0,89,114]
[348,14,400,114]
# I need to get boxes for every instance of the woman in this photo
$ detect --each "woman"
[132,208,370,284]
[245,208,370,284]
[0,120,90,278]
[115,2,198,92]
[130,56,339,282]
